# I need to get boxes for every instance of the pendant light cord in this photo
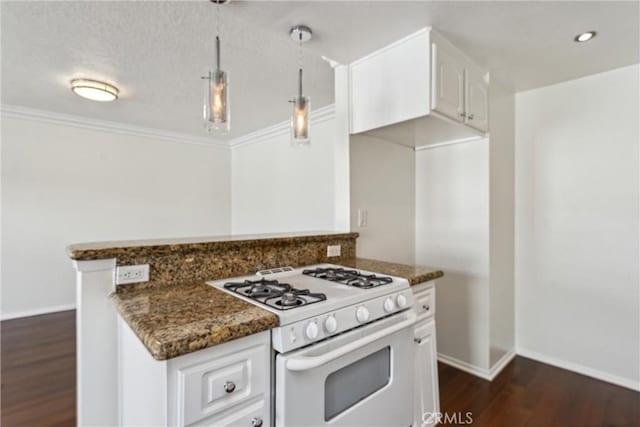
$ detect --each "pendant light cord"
[216,1,220,37]
[298,33,303,98]
[215,1,221,71]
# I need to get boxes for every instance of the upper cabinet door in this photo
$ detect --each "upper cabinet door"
[349,29,430,134]
[464,65,489,132]
[431,40,465,123]
[347,28,489,137]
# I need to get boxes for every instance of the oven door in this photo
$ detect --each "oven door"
[275,310,416,427]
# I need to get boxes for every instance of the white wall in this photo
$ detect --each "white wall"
[350,134,415,264]
[488,82,516,366]
[230,110,341,234]
[515,64,640,389]
[416,140,490,370]
[1,116,231,318]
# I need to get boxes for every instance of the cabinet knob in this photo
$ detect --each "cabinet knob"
[467,114,475,120]
[414,337,422,344]
[422,304,430,312]
[223,381,236,393]
[251,417,263,427]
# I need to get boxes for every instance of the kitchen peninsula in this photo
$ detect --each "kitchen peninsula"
[68,232,443,426]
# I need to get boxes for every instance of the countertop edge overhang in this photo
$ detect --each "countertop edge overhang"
[351,258,444,286]
[111,282,279,361]
[67,231,359,261]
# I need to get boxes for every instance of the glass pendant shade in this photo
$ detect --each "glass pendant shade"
[203,32,230,135]
[291,66,310,146]
[204,69,230,134]
[291,95,310,145]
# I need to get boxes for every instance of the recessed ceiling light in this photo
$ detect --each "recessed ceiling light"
[574,31,597,43]
[70,79,119,102]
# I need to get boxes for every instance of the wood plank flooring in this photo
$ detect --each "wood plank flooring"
[1,311,76,427]
[438,357,640,426]
[1,311,639,426]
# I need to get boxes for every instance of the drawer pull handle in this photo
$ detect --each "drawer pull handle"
[251,417,263,427]
[414,338,422,344]
[422,304,430,311]
[223,381,236,393]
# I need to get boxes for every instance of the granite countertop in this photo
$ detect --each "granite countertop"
[68,231,358,260]
[110,252,440,360]
[112,282,279,360]
[353,258,444,286]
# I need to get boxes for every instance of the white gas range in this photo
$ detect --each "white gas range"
[209,264,417,427]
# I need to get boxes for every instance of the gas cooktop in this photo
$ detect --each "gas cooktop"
[223,278,327,310]
[302,267,393,289]
[209,264,412,327]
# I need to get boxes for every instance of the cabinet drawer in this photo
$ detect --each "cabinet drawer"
[191,398,268,427]
[414,288,435,322]
[176,345,267,426]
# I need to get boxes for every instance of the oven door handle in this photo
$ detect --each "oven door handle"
[285,310,417,372]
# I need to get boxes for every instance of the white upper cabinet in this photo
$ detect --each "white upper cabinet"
[349,29,430,134]
[464,63,490,132]
[348,28,489,142]
[431,38,466,123]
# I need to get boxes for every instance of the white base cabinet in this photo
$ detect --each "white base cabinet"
[118,316,271,427]
[412,282,440,427]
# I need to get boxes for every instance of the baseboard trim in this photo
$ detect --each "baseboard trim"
[437,353,491,380]
[0,304,76,321]
[516,346,640,392]
[488,350,517,380]
[437,349,517,381]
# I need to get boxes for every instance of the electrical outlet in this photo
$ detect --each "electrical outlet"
[116,264,150,285]
[327,245,341,257]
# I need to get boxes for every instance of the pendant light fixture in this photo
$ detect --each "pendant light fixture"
[289,25,312,146]
[203,0,230,135]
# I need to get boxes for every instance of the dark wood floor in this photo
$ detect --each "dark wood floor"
[439,358,640,426]
[1,311,639,426]
[1,311,76,427]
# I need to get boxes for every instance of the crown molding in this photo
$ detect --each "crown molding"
[0,104,229,148]
[230,103,336,149]
[1,103,337,150]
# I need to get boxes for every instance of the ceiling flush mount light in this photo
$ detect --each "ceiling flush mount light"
[289,25,312,147]
[70,79,119,102]
[574,31,597,43]
[202,0,230,135]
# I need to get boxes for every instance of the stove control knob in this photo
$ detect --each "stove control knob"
[396,294,408,308]
[305,321,319,340]
[324,316,338,333]
[383,297,395,313]
[356,306,370,323]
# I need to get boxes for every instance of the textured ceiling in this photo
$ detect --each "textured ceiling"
[2,1,638,141]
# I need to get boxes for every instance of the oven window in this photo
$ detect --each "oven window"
[324,347,391,421]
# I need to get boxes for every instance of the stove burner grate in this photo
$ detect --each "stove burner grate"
[223,278,326,310]
[265,289,327,310]
[303,267,393,289]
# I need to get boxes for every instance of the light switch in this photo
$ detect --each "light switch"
[357,208,368,227]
